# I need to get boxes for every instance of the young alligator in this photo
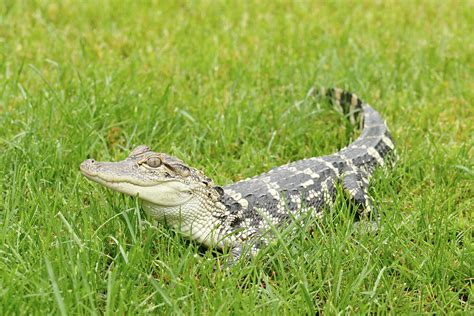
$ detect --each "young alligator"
[80,88,395,262]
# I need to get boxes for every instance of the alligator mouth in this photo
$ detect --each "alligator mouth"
[79,160,175,187]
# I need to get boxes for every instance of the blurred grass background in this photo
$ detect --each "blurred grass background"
[0,0,472,314]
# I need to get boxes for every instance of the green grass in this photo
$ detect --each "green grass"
[1,0,473,314]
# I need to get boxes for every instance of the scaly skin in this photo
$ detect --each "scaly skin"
[80,88,396,262]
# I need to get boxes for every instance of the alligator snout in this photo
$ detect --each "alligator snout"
[80,159,98,176]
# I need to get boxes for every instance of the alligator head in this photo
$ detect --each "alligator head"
[82,145,196,204]
[82,145,236,247]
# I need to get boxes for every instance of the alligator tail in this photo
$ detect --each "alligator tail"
[312,87,396,170]
[310,87,397,217]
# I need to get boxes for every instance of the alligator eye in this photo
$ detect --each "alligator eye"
[146,157,162,168]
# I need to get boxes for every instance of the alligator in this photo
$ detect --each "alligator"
[80,88,395,263]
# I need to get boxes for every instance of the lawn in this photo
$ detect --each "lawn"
[0,0,472,314]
